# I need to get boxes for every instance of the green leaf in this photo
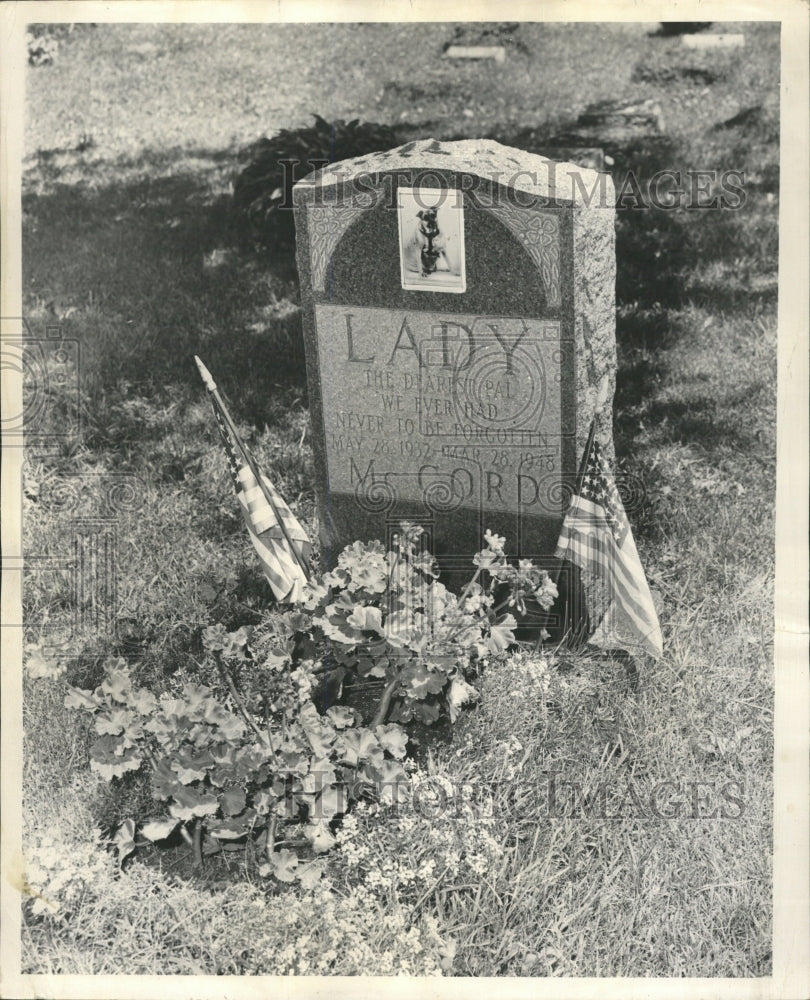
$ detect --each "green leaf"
[219,786,247,816]
[202,623,228,652]
[355,651,388,677]
[284,610,313,632]
[403,662,445,699]
[90,750,141,781]
[208,810,256,840]
[278,731,306,754]
[319,613,364,647]
[262,647,291,671]
[89,738,142,780]
[297,860,326,890]
[410,700,441,725]
[376,760,409,806]
[143,713,178,743]
[233,746,268,783]
[339,728,383,768]
[141,818,179,842]
[304,821,337,854]
[168,785,220,822]
[171,749,215,784]
[210,743,238,767]
[447,676,479,722]
[112,819,137,862]
[101,664,133,703]
[299,702,336,757]
[326,705,357,729]
[346,605,384,633]
[375,723,408,759]
[311,755,339,785]
[214,711,246,741]
[222,626,251,660]
[314,784,346,822]
[95,708,136,737]
[128,687,158,715]
[25,644,63,679]
[265,848,299,882]
[281,749,311,776]
[64,686,99,712]
[202,836,223,855]
[387,701,412,724]
[181,684,215,718]
[302,758,338,794]
[158,696,187,719]
[487,614,518,654]
[152,758,182,800]
[253,789,275,816]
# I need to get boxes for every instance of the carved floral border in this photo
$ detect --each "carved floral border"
[482,205,561,308]
[307,183,385,292]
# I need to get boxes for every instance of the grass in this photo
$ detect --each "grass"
[19,21,777,978]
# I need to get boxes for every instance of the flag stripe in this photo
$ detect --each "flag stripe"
[258,474,310,542]
[203,381,311,603]
[589,610,660,658]
[237,467,310,543]
[238,493,307,602]
[558,522,657,629]
[560,527,657,636]
[595,587,660,655]
[554,440,662,658]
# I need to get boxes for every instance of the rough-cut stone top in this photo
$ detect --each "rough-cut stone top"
[294,137,613,206]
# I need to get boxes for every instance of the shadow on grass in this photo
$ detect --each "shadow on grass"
[23,147,306,440]
[24,125,776,468]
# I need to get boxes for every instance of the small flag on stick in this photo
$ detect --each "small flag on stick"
[554,422,663,659]
[195,356,311,603]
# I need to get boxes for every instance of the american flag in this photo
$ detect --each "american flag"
[554,429,663,659]
[197,358,311,603]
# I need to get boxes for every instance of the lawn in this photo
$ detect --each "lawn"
[16,18,778,980]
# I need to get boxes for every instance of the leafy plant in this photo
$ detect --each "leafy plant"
[64,654,408,880]
[282,522,558,727]
[62,524,557,882]
[233,115,399,251]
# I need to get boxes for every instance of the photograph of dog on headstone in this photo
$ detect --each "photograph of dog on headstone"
[398,187,466,292]
[2,6,807,996]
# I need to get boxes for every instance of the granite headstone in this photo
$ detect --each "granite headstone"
[293,138,615,598]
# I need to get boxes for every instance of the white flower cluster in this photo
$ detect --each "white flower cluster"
[247,881,447,976]
[290,666,314,704]
[24,643,67,681]
[333,770,505,895]
[502,652,551,699]
[24,830,114,918]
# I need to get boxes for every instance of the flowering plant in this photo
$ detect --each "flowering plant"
[59,525,556,881]
[287,523,558,727]
[64,650,409,880]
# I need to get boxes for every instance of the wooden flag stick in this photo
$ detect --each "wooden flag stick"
[195,356,311,581]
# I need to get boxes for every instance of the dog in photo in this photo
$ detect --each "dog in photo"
[404,205,461,278]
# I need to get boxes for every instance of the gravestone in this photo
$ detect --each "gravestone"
[444,45,506,63]
[681,33,744,49]
[293,138,615,597]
